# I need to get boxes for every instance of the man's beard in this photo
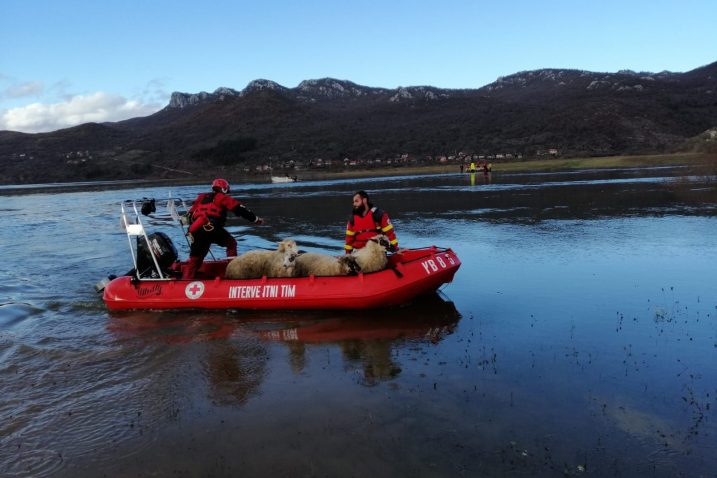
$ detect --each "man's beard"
[353,205,365,215]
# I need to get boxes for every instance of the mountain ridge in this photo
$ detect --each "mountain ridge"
[1,61,716,184]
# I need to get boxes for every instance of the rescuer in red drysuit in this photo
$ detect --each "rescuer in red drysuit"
[182,178,263,279]
[344,190,398,253]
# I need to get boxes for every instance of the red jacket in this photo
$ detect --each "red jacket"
[344,206,398,253]
[187,192,257,233]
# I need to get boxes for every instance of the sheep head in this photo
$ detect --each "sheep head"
[277,239,299,268]
[338,255,361,275]
[368,234,390,251]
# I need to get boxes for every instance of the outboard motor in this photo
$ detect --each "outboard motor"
[135,232,178,278]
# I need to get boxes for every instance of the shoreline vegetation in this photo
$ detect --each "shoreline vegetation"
[1,152,714,195]
[300,152,714,179]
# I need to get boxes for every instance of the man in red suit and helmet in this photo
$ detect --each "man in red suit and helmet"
[182,178,264,279]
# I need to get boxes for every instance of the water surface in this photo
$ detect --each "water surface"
[0,168,715,477]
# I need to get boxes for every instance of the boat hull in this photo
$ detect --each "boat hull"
[103,247,460,311]
[270,176,296,183]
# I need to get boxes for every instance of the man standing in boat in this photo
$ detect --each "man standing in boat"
[345,190,398,253]
[182,178,264,279]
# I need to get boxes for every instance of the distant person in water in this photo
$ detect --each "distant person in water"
[345,190,398,253]
[182,178,264,279]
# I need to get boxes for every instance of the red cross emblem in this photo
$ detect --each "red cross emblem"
[185,281,205,300]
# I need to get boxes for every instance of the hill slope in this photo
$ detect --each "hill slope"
[1,62,716,183]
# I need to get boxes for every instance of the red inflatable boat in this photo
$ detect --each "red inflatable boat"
[102,246,460,311]
[99,199,460,311]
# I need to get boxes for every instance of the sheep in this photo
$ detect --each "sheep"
[351,235,389,273]
[292,252,360,277]
[224,239,299,279]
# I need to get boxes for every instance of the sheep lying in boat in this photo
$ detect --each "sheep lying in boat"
[351,235,390,273]
[224,239,299,279]
[292,252,360,277]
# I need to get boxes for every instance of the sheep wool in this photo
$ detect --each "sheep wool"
[225,239,299,279]
[352,235,389,273]
[293,253,358,277]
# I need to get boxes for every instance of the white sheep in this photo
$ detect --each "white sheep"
[292,252,360,277]
[351,235,389,273]
[224,239,299,279]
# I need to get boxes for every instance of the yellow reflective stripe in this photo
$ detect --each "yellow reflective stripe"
[345,229,356,236]
[344,244,353,251]
[381,224,393,232]
[390,239,398,245]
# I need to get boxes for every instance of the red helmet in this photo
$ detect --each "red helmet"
[211,178,230,193]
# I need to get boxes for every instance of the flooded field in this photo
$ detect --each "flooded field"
[0,167,715,477]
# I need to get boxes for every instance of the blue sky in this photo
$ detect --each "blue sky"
[1,0,715,133]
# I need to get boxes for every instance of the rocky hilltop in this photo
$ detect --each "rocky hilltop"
[1,62,716,184]
[166,78,448,108]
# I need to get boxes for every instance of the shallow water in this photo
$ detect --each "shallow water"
[0,168,715,477]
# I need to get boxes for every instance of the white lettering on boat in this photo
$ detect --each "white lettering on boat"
[420,253,454,275]
[228,283,296,299]
[421,259,439,274]
[228,285,261,299]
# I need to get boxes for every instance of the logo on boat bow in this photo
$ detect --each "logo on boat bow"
[185,281,205,300]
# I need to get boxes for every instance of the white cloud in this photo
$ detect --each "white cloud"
[0,92,163,133]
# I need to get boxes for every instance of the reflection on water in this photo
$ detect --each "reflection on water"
[468,171,492,187]
[0,167,715,477]
[106,293,461,402]
[204,339,268,406]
